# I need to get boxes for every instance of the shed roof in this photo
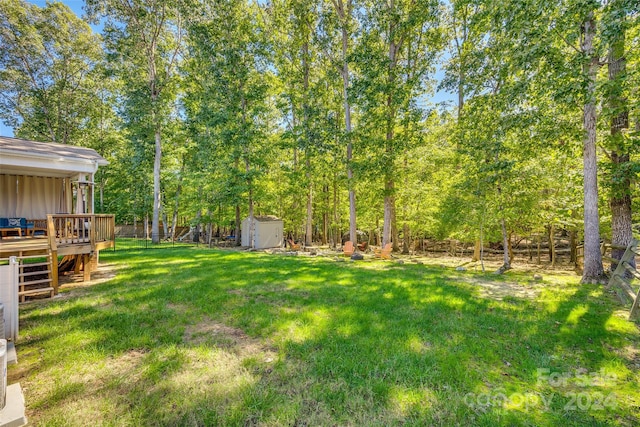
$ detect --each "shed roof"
[244,215,282,223]
[254,216,282,222]
[0,136,108,177]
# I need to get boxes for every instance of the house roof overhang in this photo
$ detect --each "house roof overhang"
[0,136,108,178]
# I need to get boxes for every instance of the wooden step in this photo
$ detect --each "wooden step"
[19,287,54,296]
[19,261,50,269]
[611,275,636,303]
[20,270,51,278]
[622,262,640,280]
[19,278,52,286]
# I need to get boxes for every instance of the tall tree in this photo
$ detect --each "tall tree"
[580,8,606,282]
[186,0,272,249]
[0,0,105,144]
[87,0,184,244]
[326,0,358,246]
[603,0,638,271]
[356,0,441,249]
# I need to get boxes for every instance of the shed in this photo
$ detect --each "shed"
[241,216,283,249]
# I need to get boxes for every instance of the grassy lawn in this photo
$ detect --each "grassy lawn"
[11,247,640,426]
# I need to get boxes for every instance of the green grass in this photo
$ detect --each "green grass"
[12,248,640,426]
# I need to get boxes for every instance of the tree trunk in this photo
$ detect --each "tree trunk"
[402,223,410,254]
[193,209,201,243]
[479,216,485,272]
[144,213,149,241]
[171,159,185,241]
[333,166,338,248]
[247,184,254,249]
[472,239,481,262]
[569,230,577,264]
[152,126,162,244]
[580,13,605,283]
[305,152,313,246]
[382,179,394,247]
[133,214,138,238]
[499,216,510,271]
[608,22,634,272]
[322,183,329,245]
[383,15,399,251]
[549,224,556,268]
[162,212,168,240]
[235,205,241,246]
[508,231,514,262]
[334,1,357,246]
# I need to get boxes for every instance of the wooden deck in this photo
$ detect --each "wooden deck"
[0,237,49,257]
[0,214,115,298]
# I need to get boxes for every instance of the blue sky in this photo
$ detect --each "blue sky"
[1,0,454,138]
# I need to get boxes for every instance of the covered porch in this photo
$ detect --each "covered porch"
[0,136,115,299]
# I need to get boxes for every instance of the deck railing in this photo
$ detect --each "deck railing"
[47,214,115,250]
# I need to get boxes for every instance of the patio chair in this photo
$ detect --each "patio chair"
[343,241,355,256]
[288,239,301,251]
[374,243,392,259]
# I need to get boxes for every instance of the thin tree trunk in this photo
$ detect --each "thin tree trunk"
[299,27,313,247]
[382,11,399,250]
[247,157,254,249]
[383,179,394,247]
[402,223,410,255]
[333,0,357,246]
[305,152,313,246]
[580,12,605,283]
[235,205,241,246]
[508,231,514,262]
[499,216,510,271]
[333,166,339,249]
[479,213,485,273]
[152,125,162,244]
[170,159,185,241]
[193,209,201,243]
[549,224,556,268]
[323,183,329,245]
[497,184,510,272]
[144,213,149,241]
[162,212,168,240]
[472,240,481,262]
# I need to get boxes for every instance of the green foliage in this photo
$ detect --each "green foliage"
[3,0,639,254]
[0,0,106,144]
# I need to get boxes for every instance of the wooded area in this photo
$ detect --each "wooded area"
[0,0,638,282]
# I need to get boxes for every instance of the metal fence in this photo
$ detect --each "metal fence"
[111,236,203,251]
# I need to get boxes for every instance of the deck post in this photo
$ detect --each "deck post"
[47,215,59,294]
[83,254,91,282]
[51,250,59,294]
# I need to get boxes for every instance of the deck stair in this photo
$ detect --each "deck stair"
[17,254,54,302]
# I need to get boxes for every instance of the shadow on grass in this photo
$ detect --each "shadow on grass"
[13,248,640,426]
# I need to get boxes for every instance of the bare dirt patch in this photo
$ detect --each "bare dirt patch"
[449,275,542,300]
[59,263,119,289]
[183,318,276,361]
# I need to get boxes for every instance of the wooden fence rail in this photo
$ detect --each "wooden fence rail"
[605,239,640,320]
